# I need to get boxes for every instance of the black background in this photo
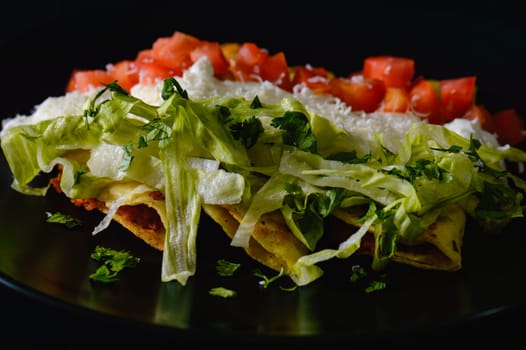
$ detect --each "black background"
[1,0,525,346]
[2,0,526,117]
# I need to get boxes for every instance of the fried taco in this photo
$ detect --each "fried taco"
[2,31,526,287]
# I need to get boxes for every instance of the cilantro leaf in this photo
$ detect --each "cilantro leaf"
[315,187,347,218]
[83,81,128,129]
[89,246,140,284]
[327,150,371,164]
[105,80,130,96]
[45,211,82,229]
[74,165,87,185]
[431,145,463,153]
[90,265,119,283]
[250,95,263,109]
[209,287,237,298]
[215,105,232,124]
[229,116,264,149]
[271,111,317,153]
[216,259,241,277]
[382,159,451,184]
[364,274,388,293]
[474,181,524,232]
[162,77,188,100]
[434,136,506,178]
[349,264,368,283]
[349,265,388,293]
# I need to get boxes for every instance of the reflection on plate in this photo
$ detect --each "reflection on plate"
[1,172,525,338]
[1,5,526,342]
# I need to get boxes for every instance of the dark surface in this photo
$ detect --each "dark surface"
[1,286,524,346]
[1,1,526,346]
[1,191,525,346]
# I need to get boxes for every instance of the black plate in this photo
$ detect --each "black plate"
[1,2,526,346]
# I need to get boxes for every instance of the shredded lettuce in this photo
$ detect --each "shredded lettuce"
[2,77,526,287]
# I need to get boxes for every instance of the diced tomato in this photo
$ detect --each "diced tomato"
[408,78,442,124]
[292,65,331,93]
[260,51,292,91]
[439,76,477,122]
[329,75,386,113]
[363,56,415,89]
[231,42,269,81]
[462,104,496,133]
[380,87,410,113]
[190,41,229,76]
[236,42,268,69]
[135,49,155,64]
[66,69,114,92]
[107,60,139,91]
[137,61,175,85]
[493,108,526,145]
[230,42,292,90]
[150,31,200,74]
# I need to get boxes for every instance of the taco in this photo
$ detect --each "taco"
[2,31,526,287]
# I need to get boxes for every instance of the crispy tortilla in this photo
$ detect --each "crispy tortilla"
[68,181,465,278]
[204,203,466,283]
[70,187,314,281]
[46,40,466,283]
[330,205,465,271]
[202,204,312,280]
[202,203,466,274]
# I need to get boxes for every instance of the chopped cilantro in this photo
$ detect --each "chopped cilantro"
[465,136,507,177]
[271,111,317,153]
[382,159,451,184]
[474,181,523,232]
[349,264,368,283]
[162,77,188,100]
[215,105,232,123]
[315,188,347,218]
[327,150,371,164]
[83,80,128,129]
[349,265,387,293]
[432,136,522,232]
[365,279,387,293]
[45,211,82,229]
[433,137,506,178]
[216,259,241,277]
[250,95,263,109]
[89,246,140,284]
[74,165,87,185]
[230,116,264,148]
[209,287,237,298]
[138,136,148,148]
[431,145,462,153]
[105,80,130,96]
